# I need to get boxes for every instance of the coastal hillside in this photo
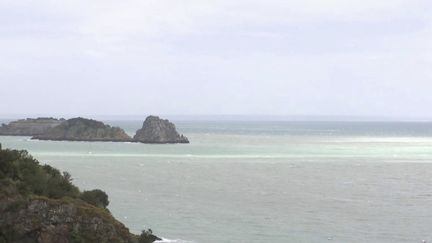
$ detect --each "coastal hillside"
[0,118,64,136]
[32,117,131,142]
[134,116,189,144]
[0,144,160,243]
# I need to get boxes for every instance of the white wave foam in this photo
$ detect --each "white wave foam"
[155,237,196,243]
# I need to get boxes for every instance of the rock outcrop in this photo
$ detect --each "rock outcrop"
[0,145,161,243]
[0,118,64,136]
[32,117,131,142]
[133,116,189,144]
[0,197,137,243]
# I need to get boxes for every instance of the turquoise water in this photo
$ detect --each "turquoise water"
[2,120,432,242]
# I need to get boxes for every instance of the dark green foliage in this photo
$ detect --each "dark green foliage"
[69,228,84,243]
[80,189,109,208]
[0,147,104,205]
[0,226,25,243]
[0,179,17,198]
[139,229,158,243]
[0,148,80,199]
[5,198,27,211]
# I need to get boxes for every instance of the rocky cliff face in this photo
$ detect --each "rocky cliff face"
[0,197,136,243]
[0,118,64,136]
[133,116,189,144]
[32,118,131,142]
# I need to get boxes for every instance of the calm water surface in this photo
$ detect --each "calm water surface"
[2,120,432,243]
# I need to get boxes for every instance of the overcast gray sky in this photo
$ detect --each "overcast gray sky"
[1,0,431,118]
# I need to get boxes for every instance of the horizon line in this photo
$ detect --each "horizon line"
[2,114,432,122]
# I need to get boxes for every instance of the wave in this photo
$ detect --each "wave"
[155,237,196,243]
[30,152,329,159]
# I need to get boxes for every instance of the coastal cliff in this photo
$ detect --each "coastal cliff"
[0,118,64,136]
[0,145,160,243]
[32,117,131,142]
[133,116,189,144]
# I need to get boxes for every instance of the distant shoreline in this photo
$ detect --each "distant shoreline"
[3,114,432,122]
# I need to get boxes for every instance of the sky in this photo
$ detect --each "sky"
[0,0,431,119]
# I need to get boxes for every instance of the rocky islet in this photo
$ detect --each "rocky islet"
[1,116,189,144]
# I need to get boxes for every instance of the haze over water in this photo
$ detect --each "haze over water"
[2,119,432,243]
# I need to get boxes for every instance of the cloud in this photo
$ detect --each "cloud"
[0,0,431,117]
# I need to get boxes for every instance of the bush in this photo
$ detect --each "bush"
[138,229,158,243]
[80,189,109,208]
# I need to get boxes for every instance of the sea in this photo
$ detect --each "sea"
[1,119,432,243]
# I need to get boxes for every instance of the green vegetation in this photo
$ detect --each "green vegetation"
[139,229,158,243]
[0,148,80,200]
[0,144,160,243]
[81,189,109,208]
[0,147,113,209]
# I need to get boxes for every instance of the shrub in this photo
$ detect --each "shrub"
[80,189,109,208]
[138,229,157,243]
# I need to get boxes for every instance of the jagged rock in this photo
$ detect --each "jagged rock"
[0,198,135,243]
[0,118,64,136]
[133,116,189,144]
[32,117,131,142]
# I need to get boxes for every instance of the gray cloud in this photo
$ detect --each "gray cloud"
[0,0,431,118]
